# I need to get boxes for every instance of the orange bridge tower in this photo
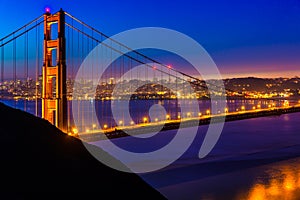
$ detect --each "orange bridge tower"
[42,9,67,132]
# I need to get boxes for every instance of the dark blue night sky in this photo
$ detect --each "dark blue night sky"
[1,0,300,78]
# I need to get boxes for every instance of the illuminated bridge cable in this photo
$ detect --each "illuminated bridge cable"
[66,11,282,107]
[35,20,40,117]
[65,12,285,108]
[65,12,182,74]
[0,15,43,42]
[67,12,261,103]
[66,20,71,130]
[65,12,227,93]
[13,34,16,108]
[1,41,3,83]
[24,27,28,112]
[64,15,231,98]
[65,22,207,90]
[0,21,44,48]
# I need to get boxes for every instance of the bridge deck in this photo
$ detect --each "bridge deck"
[76,105,300,142]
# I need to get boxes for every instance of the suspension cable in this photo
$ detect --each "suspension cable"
[0,21,44,48]
[0,15,43,42]
[1,40,3,83]
[65,12,283,102]
[65,22,207,90]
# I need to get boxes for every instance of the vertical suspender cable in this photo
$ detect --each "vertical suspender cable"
[1,41,4,83]
[24,27,28,112]
[91,29,95,129]
[122,48,124,124]
[13,34,16,108]
[168,66,170,119]
[74,22,82,130]
[81,23,84,131]
[175,71,178,119]
[35,21,38,116]
[110,39,113,128]
[67,23,70,132]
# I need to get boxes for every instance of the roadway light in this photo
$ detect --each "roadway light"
[166,114,170,120]
[103,124,108,129]
[143,117,148,123]
[187,112,191,117]
[72,128,78,134]
[130,121,134,125]
[241,106,245,111]
[198,112,202,117]
[119,120,123,126]
[206,110,210,115]
[283,100,289,107]
[272,103,275,107]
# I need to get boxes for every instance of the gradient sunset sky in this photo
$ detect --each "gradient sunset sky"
[0,0,299,78]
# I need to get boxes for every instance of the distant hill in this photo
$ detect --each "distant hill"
[0,102,165,199]
[224,77,300,93]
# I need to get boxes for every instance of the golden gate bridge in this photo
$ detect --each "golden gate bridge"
[0,9,299,139]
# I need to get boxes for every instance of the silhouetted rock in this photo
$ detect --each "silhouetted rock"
[0,102,165,199]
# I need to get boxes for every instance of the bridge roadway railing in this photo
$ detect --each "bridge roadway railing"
[74,104,300,142]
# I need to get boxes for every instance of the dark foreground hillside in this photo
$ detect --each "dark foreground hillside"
[0,103,165,199]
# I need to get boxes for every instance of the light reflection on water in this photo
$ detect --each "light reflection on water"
[153,112,300,200]
[238,162,300,200]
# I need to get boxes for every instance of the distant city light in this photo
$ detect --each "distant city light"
[72,128,78,134]
[283,100,289,107]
